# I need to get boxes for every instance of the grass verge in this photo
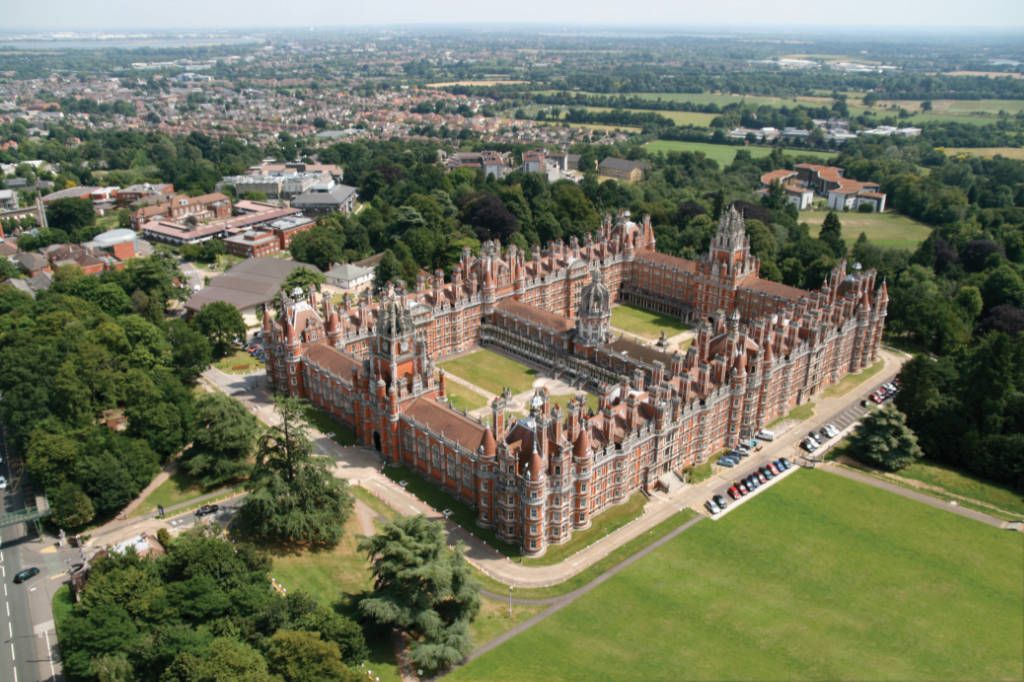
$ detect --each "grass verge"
[822,360,885,398]
[471,509,699,601]
[131,470,205,518]
[213,350,264,374]
[523,492,647,567]
[303,405,358,445]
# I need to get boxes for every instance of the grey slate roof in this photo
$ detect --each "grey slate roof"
[185,257,319,313]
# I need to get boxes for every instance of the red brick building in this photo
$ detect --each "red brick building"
[264,208,887,555]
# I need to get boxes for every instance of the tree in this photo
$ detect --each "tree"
[266,630,360,682]
[49,481,96,529]
[819,211,846,258]
[237,397,354,547]
[359,515,480,674]
[290,224,345,271]
[192,301,246,358]
[283,266,326,294]
[847,405,924,471]
[374,249,403,293]
[183,393,261,488]
[46,198,96,234]
[165,319,213,383]
[162,637,277,682]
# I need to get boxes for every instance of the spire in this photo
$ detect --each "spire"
[482,427,497,457]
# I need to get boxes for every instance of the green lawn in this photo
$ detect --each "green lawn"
[52,584,74,639]
[645,139,836,167]
[440,348,538,395]
[941,146,1024,161]
[131,470,204,518]
[302,405,358,445]
[470,598,548,649]
[610,304,689,340]
[547,391,600,415]
[213,350,264,374]
[803,210,933,251]
[892,460,1024,518]
[453,470,1024,681]
[823,359,885,398]
[685,448,729,484]
[445,381,491,413]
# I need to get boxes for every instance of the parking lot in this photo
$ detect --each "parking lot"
[697,379,899,518]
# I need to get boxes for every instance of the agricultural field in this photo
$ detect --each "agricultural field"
[940,147,1024,161]
[440,348,538,395]
[802,210,933,251]
[577,105,717,127]
[426,79,528,87]
[452,471,1024,682]
[645,140,836,167]
[610,304,689,340]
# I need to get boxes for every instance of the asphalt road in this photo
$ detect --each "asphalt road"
[0,456,62,682]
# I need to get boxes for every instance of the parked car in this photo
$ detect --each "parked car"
[756,429,775,441]
[13,567,39,584]
[760,467,773,480]
[767,462,780,475]
[728,486,741,500]
[755,471,768,484]
[718,457,736,468]
[0,476,6,490]
[195,504,220,517]
[824,424,839,438]
[713,494,727,509]
[738,481,749,495]
[779,457,792,469]
[704,500,721,515]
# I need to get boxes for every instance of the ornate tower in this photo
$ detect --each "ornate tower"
[575,267,611,347]
[371,284,420,392]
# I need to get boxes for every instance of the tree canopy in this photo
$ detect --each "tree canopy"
[359,515,480,674]
[847,405,924,471]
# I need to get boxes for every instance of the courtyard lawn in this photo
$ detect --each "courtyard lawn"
[644,139,836,167]
[547,391,600,415]
[452,470,1024,682]
[444,381,491,413]
[822,359,885,398]
[440,348,537,396]
[803,210,933,251]
[214,350,264,374]
[610,304,689,340]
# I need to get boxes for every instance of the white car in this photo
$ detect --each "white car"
[0,476,7,490]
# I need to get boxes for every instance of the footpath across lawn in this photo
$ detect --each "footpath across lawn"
[452,470,1024,682]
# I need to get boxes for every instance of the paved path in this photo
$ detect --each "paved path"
[199,348,909,590]
[820,463,1013,529]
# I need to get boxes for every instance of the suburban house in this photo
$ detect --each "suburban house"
[599,157,648,182]
[290,183,358,216]
[0,189,18,211]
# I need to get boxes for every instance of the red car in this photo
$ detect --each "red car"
[728,485,741,500]
[767,462,780,475]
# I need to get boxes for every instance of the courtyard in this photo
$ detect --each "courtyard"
[451,470,1024,681]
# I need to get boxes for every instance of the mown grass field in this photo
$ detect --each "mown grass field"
[803,210,933,251]
[941,147,1024,161]
[645,139,836,167]
[610,304,689,340]
[452,470,1024,682]
[440,348,538,395]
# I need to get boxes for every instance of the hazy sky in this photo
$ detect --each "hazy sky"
[4,0,1024,30]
